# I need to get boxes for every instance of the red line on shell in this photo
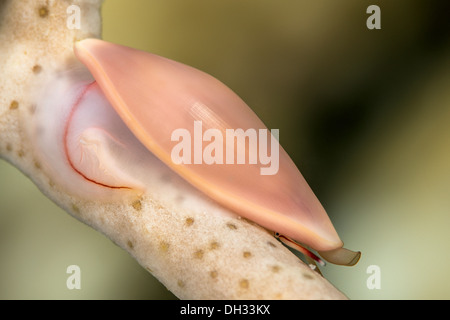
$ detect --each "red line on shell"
[277,234,326,266]
[63,81,132,190]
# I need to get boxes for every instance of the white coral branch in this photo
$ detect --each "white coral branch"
[0,0,347,299]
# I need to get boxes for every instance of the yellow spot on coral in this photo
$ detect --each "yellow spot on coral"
[177,280,185,288]
[185,217,194,226]
[209,241,220,250]
[71,204,80,214]
[9,100,19,110]
[32,65,42,74]
[34,160,41,169]
[159,241,170,253]
[127,240,134,249]
[226,223,237,230]
[38,6,49,18]
[131,199,142,211]
[6,144,12,152]
[210,270,218,279]
[243,251,252,258]
[271,265,281,273]
[239,279,249,289]
[17,150,24,158]
[267,241,277,248]
[274,292,283,299]
[194,250,204,259]
[303,273,314,280]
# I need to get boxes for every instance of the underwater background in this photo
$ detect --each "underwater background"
[1,0,449,299]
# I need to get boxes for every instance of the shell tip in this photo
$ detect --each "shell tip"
[318,247,361,266]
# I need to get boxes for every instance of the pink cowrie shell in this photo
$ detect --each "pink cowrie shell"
[66,39,359,265]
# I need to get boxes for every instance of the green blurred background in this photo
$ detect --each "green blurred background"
[1,0,450,299]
